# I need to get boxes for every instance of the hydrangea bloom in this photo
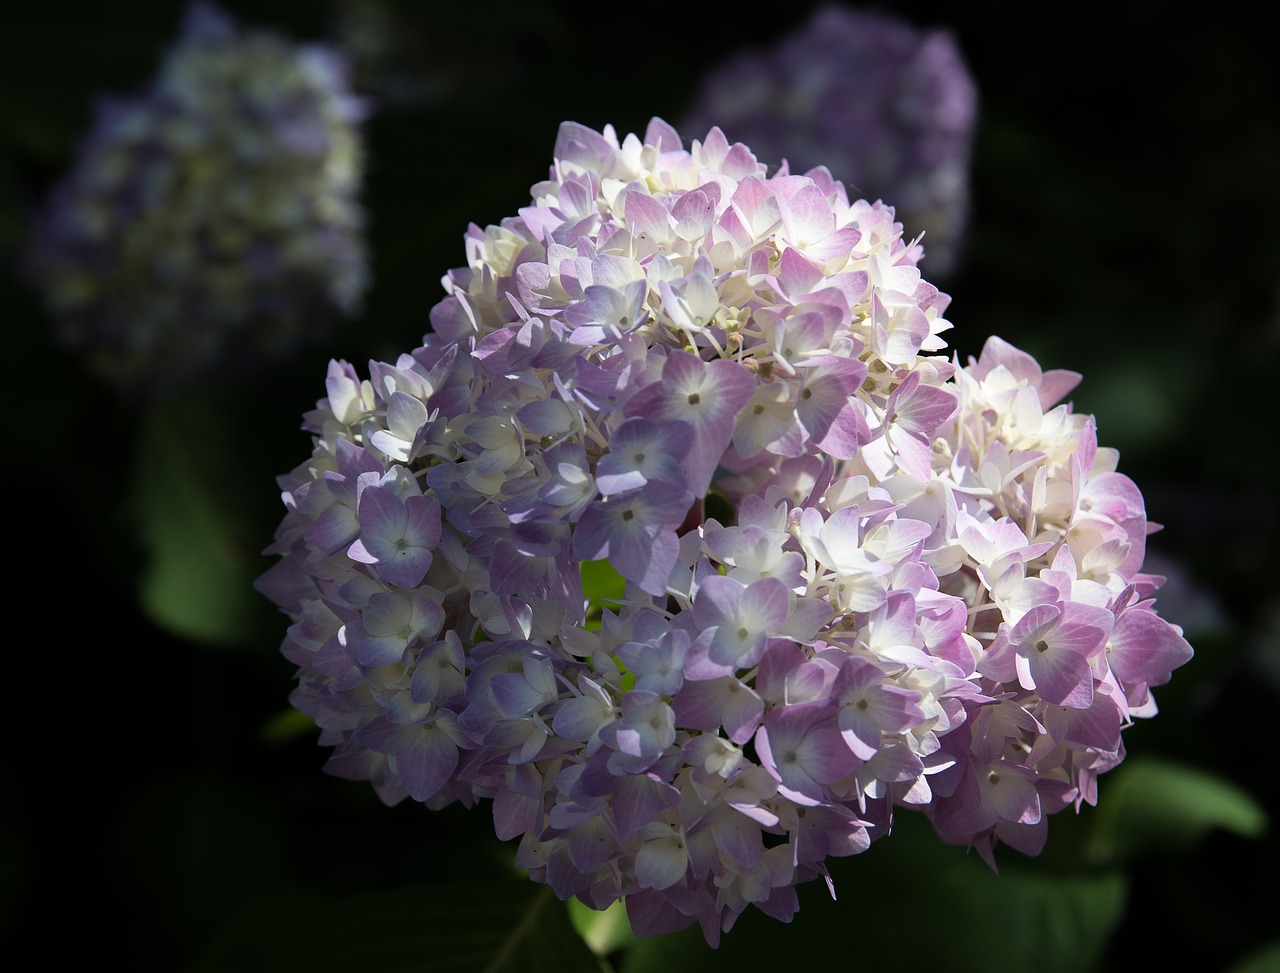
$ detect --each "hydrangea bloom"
[26,3,367,395]
[259,119,1192,944]
[681,5,977,277]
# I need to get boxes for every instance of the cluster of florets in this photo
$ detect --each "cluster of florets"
[681,5,977,277]
[259,119,1192,945]
[26,2,367,395]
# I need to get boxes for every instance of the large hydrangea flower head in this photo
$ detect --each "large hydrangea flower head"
[26,2,367,395]
[681,5,977,277]
[259,119,1192,944]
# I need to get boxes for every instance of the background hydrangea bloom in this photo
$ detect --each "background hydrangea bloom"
[680,5,977,277]
[260,119,1191,944]
[25,2,368,396]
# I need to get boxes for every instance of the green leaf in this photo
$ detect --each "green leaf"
[196,882,610,973]
[1223,941,1280,973]
[948,868,1128,973]
[569,897,637,958]
[111,774,286,966]
[1085,758,1269,865]
[193,886,330,973]
[623,813,1128,973]
[132,392,268,647]
[582,558,627,631]
[582,558,627,607]
[261,707,316,745]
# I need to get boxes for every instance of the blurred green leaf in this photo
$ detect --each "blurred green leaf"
[112,774,286,964]
[570,897,636,959]
[956,868,1128,973]
[1085,758,1268,865]
[623,813,1128,973]
[133,392,267,646]
[193,885,330,973]
[1223,941,1280,973]
[1070,359,1179,458]
[261,706,315,745]
[196,882,609,973]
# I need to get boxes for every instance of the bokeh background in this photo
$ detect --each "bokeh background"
[4,1,1277,970]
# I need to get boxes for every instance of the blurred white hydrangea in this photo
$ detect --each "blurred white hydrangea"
[26,2,368,395]
[681,5,977,277]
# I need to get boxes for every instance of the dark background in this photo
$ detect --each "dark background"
[4,1,1277,969]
